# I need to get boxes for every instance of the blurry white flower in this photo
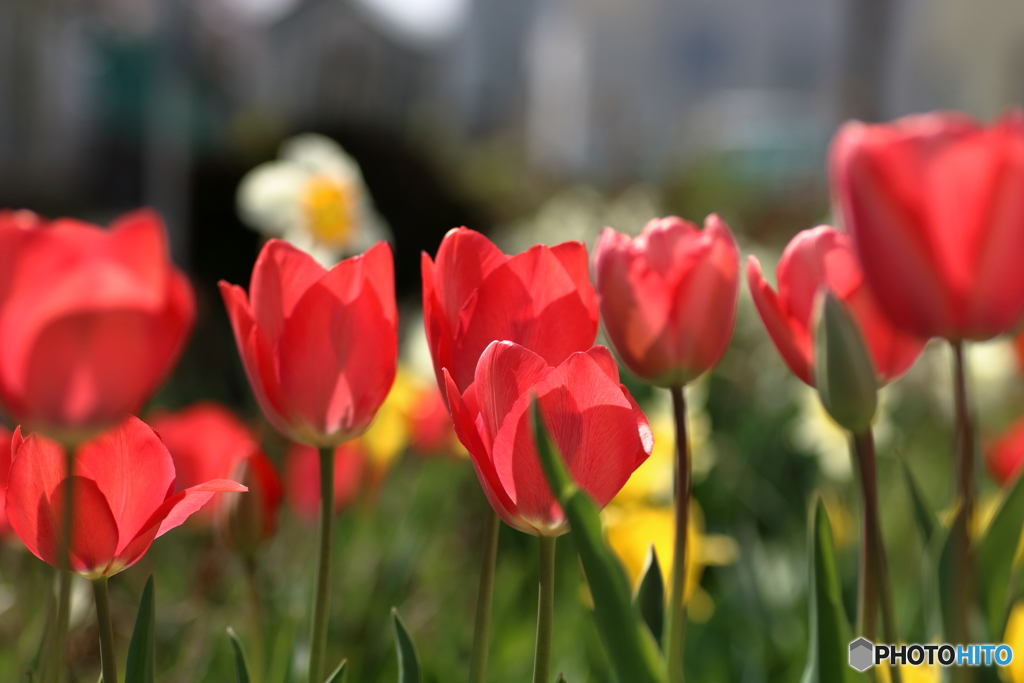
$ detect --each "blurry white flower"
[237,133,390,265]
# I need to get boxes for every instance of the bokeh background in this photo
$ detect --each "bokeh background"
[2,0,1024,681]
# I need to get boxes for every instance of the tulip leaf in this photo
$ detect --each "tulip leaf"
[227,628,252,683]
[900,461,935,544]
[532,397,667,683]
[976,469,1024,640]
[936,506,964,642]
[801,498,861,683]
[634,545,665,646]
[556,675,567,683]
[392,608,422,683]
[814,292,878,434]
[324,659,348,683]
[124,575,156,683]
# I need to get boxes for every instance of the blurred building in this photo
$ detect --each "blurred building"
[0,0,1022,216]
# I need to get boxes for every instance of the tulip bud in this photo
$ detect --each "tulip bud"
[814,291,878,434]
[221,452,284,558]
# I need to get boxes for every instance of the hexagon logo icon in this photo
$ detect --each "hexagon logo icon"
[849,638,874,671]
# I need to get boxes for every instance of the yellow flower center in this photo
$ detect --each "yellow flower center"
[301,175,359,247]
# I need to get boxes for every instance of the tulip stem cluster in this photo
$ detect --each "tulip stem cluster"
[851,430,901,683]
[308,445,337,683]
[469,507,500,683]
[92,576,119,683]
[532,535,557,683]
[667,386,691,683]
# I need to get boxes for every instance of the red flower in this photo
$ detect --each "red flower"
[445,341,652,536]
[409,386,458,455]
[830,110,1024,340]
[0,426,11,536]
[0,209,195,437]
[220,240,398,446]
[747,226,926,386]
[987,418,1024,486]
[422,228,599,396]
[285,441,366,522]
[148,402,263,524]
[221,450,284,556]
[592,216,739,386]
[4,416,245,578]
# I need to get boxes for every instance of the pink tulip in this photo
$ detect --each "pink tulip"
[445,341,652,536]
[220,240,398,446]
[592,215,739,386]
[831,110,1024,340]
[5,416,245,578]
[0,209,195,437]
[747,226,926,385]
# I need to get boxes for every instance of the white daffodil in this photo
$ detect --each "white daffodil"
[237,133,390,265]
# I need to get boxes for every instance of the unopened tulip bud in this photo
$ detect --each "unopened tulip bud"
[814,291,878,434]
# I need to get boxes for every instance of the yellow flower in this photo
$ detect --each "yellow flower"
[1002,602,1024,682]
[358,368,421,476]
[603,502,738,623]
[237,133,389,265]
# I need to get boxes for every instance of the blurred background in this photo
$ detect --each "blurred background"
[2,0,1024,682]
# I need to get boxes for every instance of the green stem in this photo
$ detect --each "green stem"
[41,448,76,683]
[469,507,500,683]
[666,386,690,683]
[532,535,556,683]
[308,445,335,683]
[950,341,976,683]
[852,430,900,683]
[245,559,266,683]
[92,576,118,683]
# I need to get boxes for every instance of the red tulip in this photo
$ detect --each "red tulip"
[445,341,652,536]
[148,402,263,523]
[422,228,599,396]
[987,418,1024,486]
[221,450,284,555]
[0,426,11,536]
[592,215,739,387]
[409,386,458,455]
[4,416,245,578]
[830,110,1024,340]
[0,209,195,437]
[220,240,398,446]
[747,226,926,386]
[285,441,366,522]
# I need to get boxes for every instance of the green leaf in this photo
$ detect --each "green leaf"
[976,469,1024,639]
[391,608,422,683]
[814,292,878,434]
[124,575,156,683]
[556,675,567,683]
[900,461,936,544]
[324,660,348,683]
[634,545,665,646]
[532,398,667,683]
[227,628,252,683]
[801,498,861,683]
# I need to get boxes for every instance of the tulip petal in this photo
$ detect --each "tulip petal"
[249,239,326,347]
[6,431,120,574]
[360,242,398,329]
[75,416,177,556]
[490,350,646,532]
[473,341,552,446]
[444,370,532,534]
[453,244,599,390]
[278,254,397,442]
[219,281,290,434]
[432,227,507,334]
[0,426,11,535]
[112,478,247,573]
[747,256,814,385]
